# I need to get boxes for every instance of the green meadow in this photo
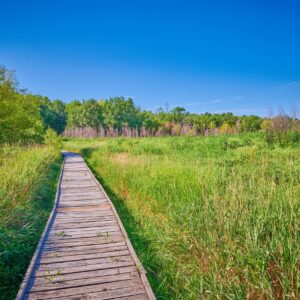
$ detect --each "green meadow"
[0,146,62,300]
[64,133,300,299]
[1,133,299,299]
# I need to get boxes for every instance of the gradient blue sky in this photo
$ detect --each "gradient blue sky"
[1,0,300,115]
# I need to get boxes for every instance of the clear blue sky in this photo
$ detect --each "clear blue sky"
[1,0,300,115]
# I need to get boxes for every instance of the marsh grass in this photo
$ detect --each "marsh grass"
[64,133,300,299]
[0,145,62,300]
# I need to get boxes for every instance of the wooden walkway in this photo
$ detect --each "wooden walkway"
[16,152,155,300]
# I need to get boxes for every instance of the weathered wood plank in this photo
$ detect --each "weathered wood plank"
[42,241,127,255]
[34,260,135,277]
[52,219,115,226]
[58,200,108,207]
[113,295,150,300]
[50,225,120,234]
[44,236,125,248]
[29,271,138,292]
[52,288,147,300]
[55,211,114,217]
[36,255,133,271]
[29,266,136,285]
[40,248,129,263]
[48,229,120,239]
[26,278,142,299]
[53,217,114,224]
[59,196,107,201]
[57,204,112,212]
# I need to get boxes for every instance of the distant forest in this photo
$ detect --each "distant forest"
[1,65,299,143]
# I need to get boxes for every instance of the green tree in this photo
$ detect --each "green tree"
[240,115,262,132]
[81,99,103,127]
[39,97,67,134]
[0,66,44,143]
[140,111,161,131]
[66,100,83,128]
[169,106,188,123]
[103,97,141,129]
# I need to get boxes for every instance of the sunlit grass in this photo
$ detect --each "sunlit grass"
[65,133,300,299]
[0,145,62,300]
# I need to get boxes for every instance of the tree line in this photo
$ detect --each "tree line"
[1,65,299,144]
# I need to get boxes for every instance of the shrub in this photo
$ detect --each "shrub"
[263,114,300,147]
[44,128,63,149]
[286,130,300,145]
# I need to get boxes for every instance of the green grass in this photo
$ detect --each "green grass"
[65,133,300,300]
[0,145,62,300]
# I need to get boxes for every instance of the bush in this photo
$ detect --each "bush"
[44,129,63,149]
[265,130,300,147]
[286,131,300,145]
[263,114,300,147]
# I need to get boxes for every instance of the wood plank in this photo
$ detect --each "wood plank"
[41,246,128,260]
[57,204,112,212]
[42,241,127,255]
[26,280,144,300]
[61,183,97,187]
[61,186,99,191]
[60,191,100,195]
[44,235,125,248]
[36,254,133,271]
[54,215,113,220]
[34,260,135,277]
[39,249,130,264]
[49,229,122,237]
[50,288,147,300]
[48,231,120,240]
[53,217,114,224]
[50,225,120,233]
[52,223,118,231]
[52,220,117,228]
[59,196,107,201]
[61,195,105,199]
[113,295,150,300]
[29,266,136,285]
[58,200,108,207]
[29,271,138,292]
[55,210,114,216]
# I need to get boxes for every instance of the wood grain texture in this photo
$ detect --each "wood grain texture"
[16,152,155,300]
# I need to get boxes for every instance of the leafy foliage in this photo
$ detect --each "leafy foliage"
[0,66,44,143]
[102,97,141,129]
[40,97,67,134]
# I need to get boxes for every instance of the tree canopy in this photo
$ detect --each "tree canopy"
[0,65,280,143]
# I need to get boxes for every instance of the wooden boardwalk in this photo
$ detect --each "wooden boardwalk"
[16,152,155,300]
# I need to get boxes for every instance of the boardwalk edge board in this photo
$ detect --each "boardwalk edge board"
[16,152,156,300]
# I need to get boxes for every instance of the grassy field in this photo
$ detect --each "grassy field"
[0,146,62,300]
[65,133,300,300]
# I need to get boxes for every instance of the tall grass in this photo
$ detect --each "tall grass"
[65,133,300,299]
[0,145,62,300]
